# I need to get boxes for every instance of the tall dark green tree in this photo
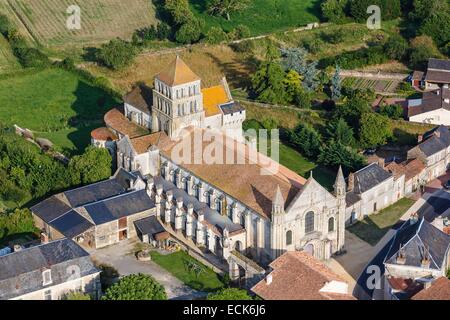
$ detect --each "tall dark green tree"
[68,146,112,185]
[359,113,393,148]
[331,65,342,101]
[287,124,322,159]
[280,47,319,92]
[325,118,354,146]
[318,140,366,171]
[252,44,286,104]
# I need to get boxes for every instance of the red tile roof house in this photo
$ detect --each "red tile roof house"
[251,251,355,300]
[411,277,450,300]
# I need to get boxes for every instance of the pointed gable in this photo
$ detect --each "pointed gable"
[156,56,200,86]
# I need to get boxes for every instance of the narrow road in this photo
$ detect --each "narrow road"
[353,188,450,300]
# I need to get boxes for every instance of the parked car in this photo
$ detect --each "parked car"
[443,180,450,189]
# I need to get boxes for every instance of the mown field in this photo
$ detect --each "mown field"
[0,34,20,74]
[190,0,321,36]
[1,0,158,47]
[0,68,118,154]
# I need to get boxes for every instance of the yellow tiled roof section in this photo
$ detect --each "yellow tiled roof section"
[202,85,229,117]
[156,56,200,86]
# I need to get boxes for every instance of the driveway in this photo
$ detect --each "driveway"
[90,238,206,300]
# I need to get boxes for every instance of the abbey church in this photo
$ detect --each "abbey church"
[49,56,346,281]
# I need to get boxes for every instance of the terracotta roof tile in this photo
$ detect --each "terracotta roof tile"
[251,252,354,300]
[90,127,118,141]
[156,56,200,86]
[412,277,450,300]
[104,107,149,139]
[402,159,425,181]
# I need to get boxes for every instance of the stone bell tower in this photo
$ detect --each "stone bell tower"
[270,185,285,260]
[152,55,205,138]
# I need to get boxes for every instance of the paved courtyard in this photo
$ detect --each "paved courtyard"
[89,238,206,300]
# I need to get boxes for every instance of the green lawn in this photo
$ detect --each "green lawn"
[190,0,321,36]
[0,35,20,75]
[150,250,225,292]
[347,198,415,246]
[0,68,118,154]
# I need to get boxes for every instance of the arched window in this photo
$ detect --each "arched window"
[286,230,292,245]
[305,211,314,234]
[328,217,335,232]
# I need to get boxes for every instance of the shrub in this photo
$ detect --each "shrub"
[230,24,251,40]
[207,288,253,300]
[102,274,167,300]
[175,18,205,44]
[379,104,403,119]
[205,27,229,44]
[409,36,442,69]
[95,38,137,70]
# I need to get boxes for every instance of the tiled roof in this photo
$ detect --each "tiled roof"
[412,277,450,300]
[123,85,153,114]
[156,56,200,86]
[387,277,424,300]
[411,71,424,80]
[126,127,306,218]
[351,163,392,194]
[104,107,149,139]
[0,239,99,300]
[251,251,354,300]
[384,218,450,270]
[385,161,406,179]
[91,127,118,141]
[401,159,425,181]
[202,84,229,117]
[425,70,450,84]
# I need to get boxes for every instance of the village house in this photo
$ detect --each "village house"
[408,87,450,125]
[0,238,101,300]
[410,58,450,90]
[90,56,348,283]
[31,169,160,249]
[407,125,450,182]
[411,277,450,300]
[251,251,354,300]
[383,217,450,300]
[345,163,399,225]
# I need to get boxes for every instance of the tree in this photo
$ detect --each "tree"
[0,208,38,242]
[420,11,450,47]
[207,0,251,21]
[251,44,286,104]
[325,118,354,146]
[207,288,253,300]
[359,113,393,148]
[409,36,442,69]
[318,140,366,172]
[331,65,342,101]
[175,18,205,44]
[349,0,401,21]
[379,104,404,119]
[321,0,349,23]
[96,38,137,70]
[283,70,303,104]
[164,0,194,25]
[102,274,167,300]
[68,146,112,185]
[280,47,319,92]
[384,34,408,60]
[230,24,251,40]
[288,124,322,159]
[334,96,371,131]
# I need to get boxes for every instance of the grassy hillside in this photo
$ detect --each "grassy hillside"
[0,34,20,74]
[2,0,158,47]
[0,68,118,154]
[190,0,322,36]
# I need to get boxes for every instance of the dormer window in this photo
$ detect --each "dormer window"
[42,269,52,286]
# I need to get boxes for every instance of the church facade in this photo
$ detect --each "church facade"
[95,56,346,276]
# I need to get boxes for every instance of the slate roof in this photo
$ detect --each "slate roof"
[220,101,245,115]
[63,178,127,208]
[123,85,153,115]
[0,238,99,300]
[31,195,72,223]
[351,163,392,194]
[384,218,450,270]
[414,125,450,157]
[408,88,450,117]
[84,189,155,225]
[345,192,361,207]
[49,210,94,239]
[134,215,166,238]
[428,58,450,72]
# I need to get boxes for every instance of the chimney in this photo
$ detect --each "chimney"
[435,130,441,138]
[347,173,355,192]
[40,232,49,244]
[265,274,273,285]
[13,244,22,252]
[421,246,431,268]
[410,212,419,225]
[378,158,385,169]
[418,134,423,143]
